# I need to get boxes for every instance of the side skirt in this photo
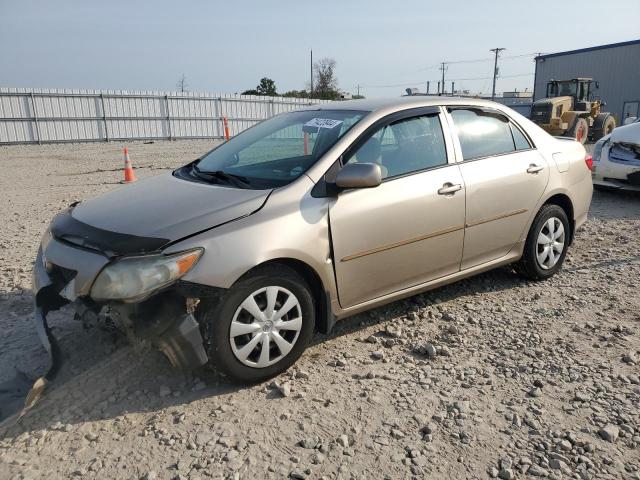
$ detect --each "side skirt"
[333,249,523,320]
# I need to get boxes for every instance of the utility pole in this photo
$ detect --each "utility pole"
[439,62,448,95]
[490,48,506,100]
[310,49,314,97]
[356,84,361,97]
[426,81,430,95]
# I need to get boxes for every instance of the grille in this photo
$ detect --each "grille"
[531,104,552,124]
[46,263,77,288]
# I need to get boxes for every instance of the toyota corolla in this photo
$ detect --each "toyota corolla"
[33,97,592,386]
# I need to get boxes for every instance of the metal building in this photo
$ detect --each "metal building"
[533,39,640,124]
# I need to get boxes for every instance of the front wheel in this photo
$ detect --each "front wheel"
[198,265,315,383]
[515,204,570,281]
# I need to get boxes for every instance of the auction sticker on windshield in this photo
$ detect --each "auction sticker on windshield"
[304,118,343,129]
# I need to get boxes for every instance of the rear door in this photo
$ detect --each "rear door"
[329,108,466,308]
[447,107,549,269]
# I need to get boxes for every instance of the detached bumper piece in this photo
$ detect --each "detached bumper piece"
[110,291,209,370]
[157,313,208,369]
[26,249,72,414]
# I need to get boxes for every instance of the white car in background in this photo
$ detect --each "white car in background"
[592,118,640,191]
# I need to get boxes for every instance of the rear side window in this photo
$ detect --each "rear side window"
[449,108,531,160]
[511,124,531,150]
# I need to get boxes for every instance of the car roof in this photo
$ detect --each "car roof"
[303,96,506,113]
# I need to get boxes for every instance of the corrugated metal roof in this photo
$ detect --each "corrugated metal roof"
[536,39,640,60]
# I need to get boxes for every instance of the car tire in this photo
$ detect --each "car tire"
[592,114,616,141]
[515,204,570,281]
[567,118,588,144]
[198,265,315,383]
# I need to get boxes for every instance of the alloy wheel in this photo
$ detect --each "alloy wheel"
[229,286,303,368]
[536,217,565,270]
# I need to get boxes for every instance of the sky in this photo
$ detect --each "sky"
[1,0,639,98]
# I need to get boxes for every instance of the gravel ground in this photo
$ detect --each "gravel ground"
[0,141,639,480]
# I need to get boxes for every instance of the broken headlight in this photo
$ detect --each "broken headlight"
[91,249,203,302]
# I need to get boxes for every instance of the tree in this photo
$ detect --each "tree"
[242,77,278,97]
[176,74,188,93]
[281,89,310,99]
[313,58,340,100]
[256,77,277,96]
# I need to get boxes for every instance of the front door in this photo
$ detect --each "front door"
[447,107,550,269]
[329,110,466,308]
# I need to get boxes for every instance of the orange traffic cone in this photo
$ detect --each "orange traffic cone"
[123,147,137,183]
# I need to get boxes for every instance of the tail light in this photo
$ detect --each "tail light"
[585,154,593,171]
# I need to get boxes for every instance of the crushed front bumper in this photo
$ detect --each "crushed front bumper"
[32,231,109,383]
[29,233,215,410]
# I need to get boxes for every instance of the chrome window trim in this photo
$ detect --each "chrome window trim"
[445,105,537,163]
[339,107,454,183]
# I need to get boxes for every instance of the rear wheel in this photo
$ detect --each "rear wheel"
[515,204,570,281]
[198,265,315,383]
[568,118,588,144]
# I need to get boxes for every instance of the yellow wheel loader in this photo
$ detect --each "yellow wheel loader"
[530,78,616,144]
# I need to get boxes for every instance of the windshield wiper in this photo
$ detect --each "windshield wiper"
[191,164,252,188]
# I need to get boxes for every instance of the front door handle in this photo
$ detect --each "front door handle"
[437,183,462,195]
[527,164,544,174]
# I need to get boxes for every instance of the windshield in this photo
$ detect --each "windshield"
[192,109,367,189]
[547,81,577,98]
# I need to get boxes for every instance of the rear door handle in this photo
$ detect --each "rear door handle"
[437,183,462,195]
[527,164,544,174]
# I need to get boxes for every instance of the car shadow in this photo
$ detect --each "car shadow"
[0,265,524,440]
[590,189,640,221]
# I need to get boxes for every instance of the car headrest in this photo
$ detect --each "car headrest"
[356,137,381,163]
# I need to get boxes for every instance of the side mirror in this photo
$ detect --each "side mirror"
[335,162,382,189]
[595,81,600,89]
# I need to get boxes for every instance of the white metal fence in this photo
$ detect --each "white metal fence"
[0,88,331,145]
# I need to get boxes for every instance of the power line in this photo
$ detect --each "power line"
[450,72,534,81]
[383,52,541,79]
[355,51,542,90]
[356,72,533,89]
[446,57,492,65]
[502,52,543,59]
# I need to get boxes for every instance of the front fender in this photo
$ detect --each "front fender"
[167,177,338,308]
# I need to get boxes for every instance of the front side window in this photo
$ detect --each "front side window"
[345,114,447,179]
[450,108,527,160]
[190,109,366,188]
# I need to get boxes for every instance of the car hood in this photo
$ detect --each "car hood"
[610,120,640,146]
[71,172,271,244]
[534,96,572,105]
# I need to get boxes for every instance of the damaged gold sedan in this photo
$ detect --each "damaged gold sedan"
[32,97,592,405]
